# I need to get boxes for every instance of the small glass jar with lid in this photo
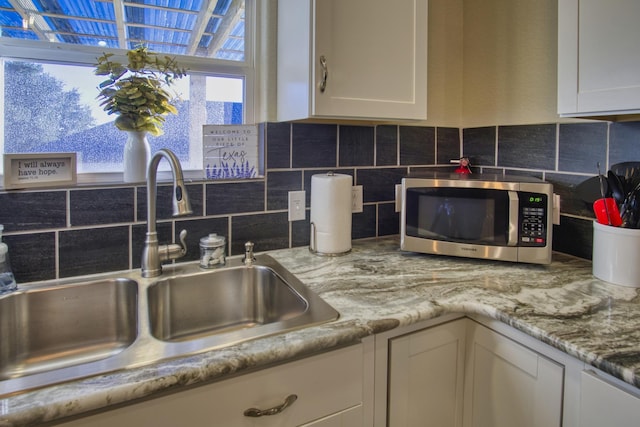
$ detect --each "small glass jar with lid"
[199,233,226,268]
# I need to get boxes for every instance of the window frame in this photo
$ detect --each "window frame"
[0,0,255,185]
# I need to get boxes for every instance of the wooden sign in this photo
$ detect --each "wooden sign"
[3,153,77,189]
[203,125,260,180]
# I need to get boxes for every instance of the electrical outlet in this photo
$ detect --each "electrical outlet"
[395,184,402,213]
[352,186,363,213]
[288,191,306,221]
[553,193,561,225]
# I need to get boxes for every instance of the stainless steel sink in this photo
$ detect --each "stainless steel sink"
[147,255,339,345]
[0,254,339,396]
[0,278,138,380]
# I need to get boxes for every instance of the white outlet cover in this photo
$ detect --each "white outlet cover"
[352,185,363,213]
[288,190,306,221]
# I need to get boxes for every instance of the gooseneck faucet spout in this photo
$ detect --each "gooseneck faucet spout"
[141,149,193,278]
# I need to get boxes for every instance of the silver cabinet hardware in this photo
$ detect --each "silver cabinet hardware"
[319,55,328,93]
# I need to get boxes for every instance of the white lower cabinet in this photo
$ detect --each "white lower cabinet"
[385,318,565,427]
[579,370,640,427]
[462,321,564,427]
[54,317,640,427]
[387,319,466,427]
[56,344,364,427]
[300,405,363,427]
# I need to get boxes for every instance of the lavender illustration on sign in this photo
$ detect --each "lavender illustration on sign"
[203,125,259,179]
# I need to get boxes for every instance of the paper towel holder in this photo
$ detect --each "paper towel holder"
[309,222,352,256]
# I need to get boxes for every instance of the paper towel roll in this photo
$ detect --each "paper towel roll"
[310,172,352,255]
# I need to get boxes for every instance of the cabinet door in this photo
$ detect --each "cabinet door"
[56,344,363,427]
[463,322,563,427]
[388,319,466,427]
[558,0,640,115]
[579,370,640,427]
[277,0,427,121]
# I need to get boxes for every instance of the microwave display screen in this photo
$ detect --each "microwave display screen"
[405,188,509,245]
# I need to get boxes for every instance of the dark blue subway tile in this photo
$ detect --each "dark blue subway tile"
[610,121,640,167]
[437,127,461,165]
[357,168,407,203]
[558,123,607,173]
[70,188,134,226]
[266,122,291,169]
[230,212,289,256]
[410,165,458,174]
[4,232,55,283]
[497,124,556,170]
[292,123,337,168]
[546,172,594,218]
[131,221,174,269]
[175,217,230,263]
[378,202,400,236]
[376,125,398,166]
[292,216,311,248]
[352,205,376,240]
[552,216,593,260]
[59,226,129,277]
[0,191,66,231]
[137,183,203,221]
[267,171,303,211]
[399,126,435,166]
[339,125,375,167]
[206,181,265,215]
[463,126,496,166]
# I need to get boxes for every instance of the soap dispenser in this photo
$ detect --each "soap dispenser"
[0,225,17,294]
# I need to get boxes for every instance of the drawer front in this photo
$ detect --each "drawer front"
[58,344,364,427]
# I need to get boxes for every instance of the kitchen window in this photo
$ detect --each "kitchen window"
[0,0,254,183]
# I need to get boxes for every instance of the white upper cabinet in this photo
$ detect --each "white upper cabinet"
[558,0,640,116]
[277,0,428,121]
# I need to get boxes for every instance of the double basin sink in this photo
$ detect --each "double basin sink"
[0,255,339,396]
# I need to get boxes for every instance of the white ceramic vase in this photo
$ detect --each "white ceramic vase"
[123,130,150,183]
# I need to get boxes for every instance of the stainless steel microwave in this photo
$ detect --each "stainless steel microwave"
[400,173,554,264]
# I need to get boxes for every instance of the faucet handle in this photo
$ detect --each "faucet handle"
[243,241,255,266]
[178,229,188,255]
[160,229,189,263]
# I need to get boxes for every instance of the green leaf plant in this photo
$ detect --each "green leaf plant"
[95,46,187,136]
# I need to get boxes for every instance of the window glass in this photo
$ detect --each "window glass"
[0,0,254,180]
[0,60,243,174]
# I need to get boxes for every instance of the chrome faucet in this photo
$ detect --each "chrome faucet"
[141,149,193,278]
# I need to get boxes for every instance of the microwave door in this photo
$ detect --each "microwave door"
[508,191,519,246]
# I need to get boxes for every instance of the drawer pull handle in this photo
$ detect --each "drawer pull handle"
[243,394,298,417]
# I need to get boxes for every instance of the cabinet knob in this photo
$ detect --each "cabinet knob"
[243,394,298,417]
[319,55,328,93]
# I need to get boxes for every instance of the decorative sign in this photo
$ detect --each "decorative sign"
[3,153,77,189]
[203,125,260,180]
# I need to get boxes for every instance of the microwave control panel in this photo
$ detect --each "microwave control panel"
[518,192,548,246]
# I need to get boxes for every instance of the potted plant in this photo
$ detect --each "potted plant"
[95,46,186,182]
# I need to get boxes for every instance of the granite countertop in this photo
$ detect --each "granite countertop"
[2,236,640,426]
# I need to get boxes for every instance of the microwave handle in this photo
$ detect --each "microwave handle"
[508,191,519,246]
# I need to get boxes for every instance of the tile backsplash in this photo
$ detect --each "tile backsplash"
[2,120,640,284]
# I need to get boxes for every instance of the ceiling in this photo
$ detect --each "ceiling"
[0,0,245,60]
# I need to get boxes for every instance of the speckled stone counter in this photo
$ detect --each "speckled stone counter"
[2,236,639,426]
